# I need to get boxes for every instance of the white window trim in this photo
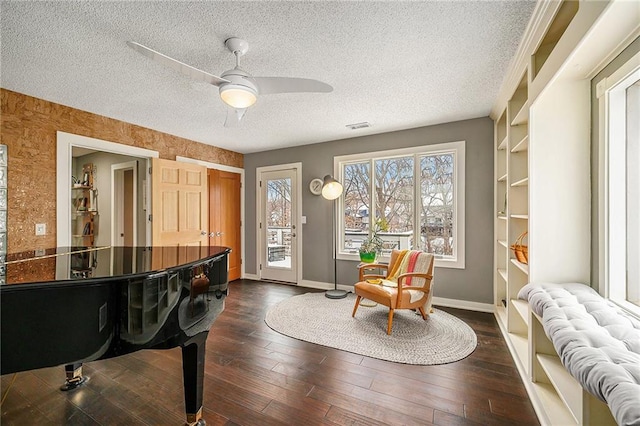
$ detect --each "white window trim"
[334,141,465,269]
[598,51,640,317]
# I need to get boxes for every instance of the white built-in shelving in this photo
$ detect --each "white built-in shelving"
[491,0,635,424]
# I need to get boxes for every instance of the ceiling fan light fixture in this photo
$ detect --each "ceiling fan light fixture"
[219,85,257,109]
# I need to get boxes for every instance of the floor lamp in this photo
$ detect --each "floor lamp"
[322,175,348,299]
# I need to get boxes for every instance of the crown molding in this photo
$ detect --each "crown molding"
[490,0,562,119]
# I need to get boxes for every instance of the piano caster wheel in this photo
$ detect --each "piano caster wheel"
[60,375,88,391]
[185,419,206,426]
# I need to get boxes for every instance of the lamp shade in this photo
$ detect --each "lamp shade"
[321,175,343,200]
[219,85,257,109]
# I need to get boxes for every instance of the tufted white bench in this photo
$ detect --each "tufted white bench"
[518,282,640,426]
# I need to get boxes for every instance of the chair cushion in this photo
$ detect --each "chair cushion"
[379,285,424,304]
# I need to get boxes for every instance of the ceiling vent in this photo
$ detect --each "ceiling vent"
[346,122,371,130]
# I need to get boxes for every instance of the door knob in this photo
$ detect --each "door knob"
[200,231,207,236]
[209,232,216,238]
[292,233,296,237]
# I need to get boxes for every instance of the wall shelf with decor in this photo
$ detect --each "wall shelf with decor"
[491,0,633,424]
[71,163,99,278]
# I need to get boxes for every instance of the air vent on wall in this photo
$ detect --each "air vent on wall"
[346,122,371,130]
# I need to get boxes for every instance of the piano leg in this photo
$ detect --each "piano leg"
[60,362,88,391]
[182,331,207,426]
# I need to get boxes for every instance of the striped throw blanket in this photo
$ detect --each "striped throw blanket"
[385,250,431,287]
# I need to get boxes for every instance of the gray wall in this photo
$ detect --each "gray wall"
[244,117,494,304]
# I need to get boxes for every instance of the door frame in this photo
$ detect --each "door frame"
[56,131,157,248]
[176,156,245,279]
[111,161,138,248]
[256,163,302,284]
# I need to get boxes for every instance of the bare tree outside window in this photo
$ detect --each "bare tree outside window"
[266,178,292,256]
[266,178,291,227]
[342,162,370,253]
[374,157,413,254]
[337,141,464,266]
[419,154,454,256]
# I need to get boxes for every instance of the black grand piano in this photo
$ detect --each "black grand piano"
[1,245,230,426]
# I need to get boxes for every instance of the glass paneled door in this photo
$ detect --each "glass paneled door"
[259,168,298,283]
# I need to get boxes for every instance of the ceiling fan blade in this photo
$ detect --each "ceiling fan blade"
[126,41,229,87]
[224,107,247,127]
[254,77,333,95]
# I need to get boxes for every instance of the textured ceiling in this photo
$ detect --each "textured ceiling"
[1,1,535,154]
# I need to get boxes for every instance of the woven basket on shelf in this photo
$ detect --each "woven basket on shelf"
[510,231,528,264]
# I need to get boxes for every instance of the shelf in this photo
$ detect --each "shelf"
[537,354,582,422]
[497,215,507,221]
[511,258,529,274]
[532,381,578,426]
[511,135,529,153]
[512,299,530,325]
[498,268,507,281]
[71,186,92,190]
[531,0,579,80]
[511,177,529,187]
[498,240,508,248]
[498,135,508,150]
[510,214,529,220]
[497,173,508,182]
[511,100,529,126]
[510,332,530,368]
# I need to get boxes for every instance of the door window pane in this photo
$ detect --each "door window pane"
[266,178,291,268]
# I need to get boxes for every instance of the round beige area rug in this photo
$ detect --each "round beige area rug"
[265,292,477,365]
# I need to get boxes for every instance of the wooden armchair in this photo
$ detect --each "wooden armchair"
[352,250,435,335]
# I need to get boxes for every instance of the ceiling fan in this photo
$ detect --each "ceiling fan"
[126,37,333,127]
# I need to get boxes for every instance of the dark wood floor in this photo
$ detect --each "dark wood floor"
[1,280,539,425]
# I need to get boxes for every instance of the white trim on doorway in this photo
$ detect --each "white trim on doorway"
[56,131,158,248]
[256,163,303,284]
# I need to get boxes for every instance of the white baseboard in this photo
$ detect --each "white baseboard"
[296,281,492,313]
[242,273,260,281]
[299,280,354,293]
[431,297,494,313]
[240,276,493,313]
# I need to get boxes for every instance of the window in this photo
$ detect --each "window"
[336,141,465,268]
[599,52,640,315]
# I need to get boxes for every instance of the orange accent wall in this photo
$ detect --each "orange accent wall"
[0,88,243,253]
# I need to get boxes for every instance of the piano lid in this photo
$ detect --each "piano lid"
[3,245,230,285]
